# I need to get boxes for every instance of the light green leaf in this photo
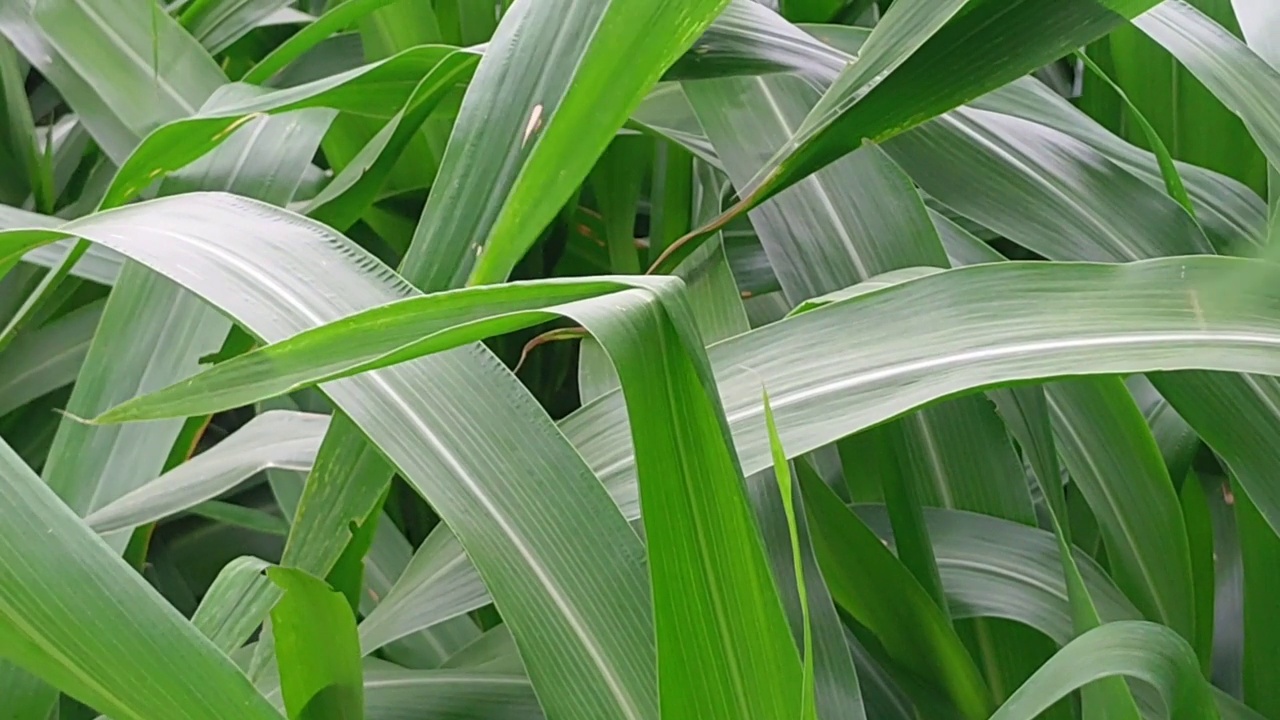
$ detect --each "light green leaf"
[193,556,275,654]
[0,193,659,720]
[0,436,282,720]
[105,45,471,207]
[1046,380,1196,640]
[0,299,101,417]
[683,0,1168,237]
[763,390,818,720]
[799,466,992,719]
[403,0,734,289]
[988,622,1216,720]
[1136,0,1280,168]
[269,567,364,720]
[84,411,327,533]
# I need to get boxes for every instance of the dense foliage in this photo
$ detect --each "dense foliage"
[1,0,1279,718]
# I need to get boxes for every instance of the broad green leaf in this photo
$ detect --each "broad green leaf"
[1233,0,1280,65]
[1129,375,1201,485]
[402,0,733,289]
[798,467,992,719]
[683,63,1044,704]
[260,666,542,720]
[855,505,1139,646]
[191,501,289,535]
[884,107,1214,262]
[0,193,660,720]
[242,0,406,83]
[680,0,1167,237]
[182,0,294,54]
[92,278,645,421]
[862,505,1249,720]
[1087,2,1266,195]
[441,625,521,671]
[1046,380,1196,640]
[194,556,275,654]
[105,45,472,207]
[794,22,1265,251]
[1135,1,1280,169]
[0,299,101,416]
[358,521,488,655]
[0,436,282,720]
[589,134,649,274]
[81,251,1280,536]
[1231,475,1280,718]
[558,255,1280,536]
[988,622,1216,720]
[300,53,478,230]
[0,0,224,165]
[563,281,801,719]
[435,0,497,46]
[84,411,327,533]
[21,241,123,286]
[0,662,56,720]
[1075,50,1196,215]
[648,140,694,263]
[779,0,842,22]
[666,1,847,87]
[1180,471,1216,674]
[358,517,481,669]
[0,38,50,211]
[269,568,364,720]
[41,108,328,552]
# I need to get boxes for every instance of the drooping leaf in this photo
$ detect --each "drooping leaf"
[987,622,1217,720]
[0,193,660,720]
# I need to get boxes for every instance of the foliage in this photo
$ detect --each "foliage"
[0,0,1278,718]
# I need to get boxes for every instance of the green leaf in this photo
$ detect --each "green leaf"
[798,466,992,719]
[182,0,294,54]
[762,389,818,720]
[1,193,660,720]
[92,278,644,421]
[1046,380,1196,641]
[105,45,471,207]
[193,556,275,654]
[241,0,404,83]
[1134,1,1280,170]
[681,61,1051,706]
[0,0,224,165]
[402,0,734,289]
[358,521,488,655]
[0,436,282,720]
[84,411,327,533]
[988,622,1217,720]
[0,299,101,417]
[684,0,1168,236]
[1232,474,1280,718]
[41,108,328,556]
[269,567,364,720]
[300,52,478,230]
[0,38,51,211]
[563,280,801,719]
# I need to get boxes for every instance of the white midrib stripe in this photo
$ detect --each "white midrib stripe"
[594,329,1280,481]
[137,225,645,720]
